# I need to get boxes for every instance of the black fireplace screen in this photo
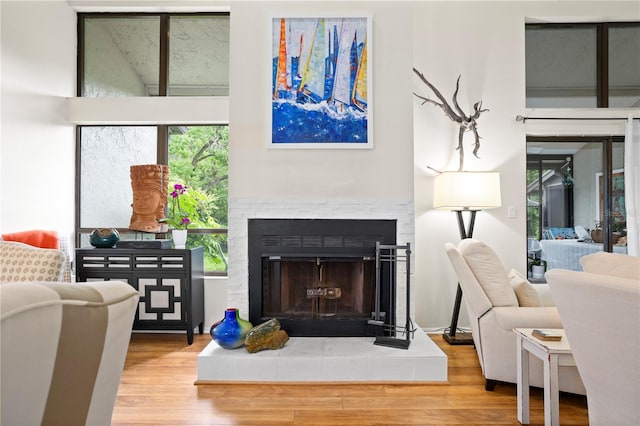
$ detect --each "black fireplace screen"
[262,256,375,320]
[248,219,397,337]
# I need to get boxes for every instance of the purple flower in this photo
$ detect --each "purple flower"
[173,183,187,195]
[168,182,191,230]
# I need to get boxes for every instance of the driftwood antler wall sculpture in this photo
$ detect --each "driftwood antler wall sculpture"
[413,68,489,171]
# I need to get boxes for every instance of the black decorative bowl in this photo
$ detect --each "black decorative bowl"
[90,228,120,248]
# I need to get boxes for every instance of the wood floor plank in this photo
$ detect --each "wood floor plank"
[110,333,588,425]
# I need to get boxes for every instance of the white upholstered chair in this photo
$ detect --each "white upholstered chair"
[1,280,139,425]
[445,239,585,394]
[546,252,640,425]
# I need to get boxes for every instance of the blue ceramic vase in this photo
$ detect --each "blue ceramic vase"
[90,228,120,248]
[211,308,253,349]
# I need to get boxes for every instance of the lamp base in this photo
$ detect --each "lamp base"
[442,332,475,345]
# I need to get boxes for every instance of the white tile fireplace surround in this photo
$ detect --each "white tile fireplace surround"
[197,198,448,382]
[226,197,416,325]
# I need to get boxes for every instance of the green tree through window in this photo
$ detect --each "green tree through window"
[169,126,228,273]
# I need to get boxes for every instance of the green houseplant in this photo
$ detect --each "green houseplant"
[166,183,191,248]
[528,257,547,279]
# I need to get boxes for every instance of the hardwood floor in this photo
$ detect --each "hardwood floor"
[112,333,588,425]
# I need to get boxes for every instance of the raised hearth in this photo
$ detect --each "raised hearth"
[197,328,447,382]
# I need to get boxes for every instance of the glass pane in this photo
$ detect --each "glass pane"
[526,26,597,108]
[526,161,542,241]
[83,16,160,97]
[542,158,572,231]
[80,126,157,228]
[526,140,629,277]
[168,126,229,273]
[609,24,640,108]
[192,233,228,273]
[611,142,626,236]
[262,257,374,319]
[169,15,230,96]
[572,143,602,232]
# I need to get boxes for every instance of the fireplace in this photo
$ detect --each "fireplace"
[248,219,397,337]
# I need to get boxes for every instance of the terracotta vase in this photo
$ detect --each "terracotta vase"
[211,308,253,349]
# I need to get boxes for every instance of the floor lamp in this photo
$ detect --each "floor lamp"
[433,171,502,345]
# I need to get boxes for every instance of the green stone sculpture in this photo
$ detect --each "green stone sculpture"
[245,318,289,353]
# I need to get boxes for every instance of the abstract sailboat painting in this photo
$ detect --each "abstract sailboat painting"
[271,17,372,148]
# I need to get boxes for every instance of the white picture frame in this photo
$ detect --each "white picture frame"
[269,16,373,149]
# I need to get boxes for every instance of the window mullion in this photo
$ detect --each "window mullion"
[159,14,169,96]
[602,139,613,251]
[77,17,85,97]
[597,23,609,107]
[158,126,169,164]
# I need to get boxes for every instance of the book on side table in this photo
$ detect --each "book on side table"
[532,329,563,341]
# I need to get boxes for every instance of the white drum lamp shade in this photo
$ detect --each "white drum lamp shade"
[433,171,502,211]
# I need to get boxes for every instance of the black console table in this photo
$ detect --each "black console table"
[75,247,204,345]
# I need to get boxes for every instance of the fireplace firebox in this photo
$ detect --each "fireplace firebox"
[248,219,397,337]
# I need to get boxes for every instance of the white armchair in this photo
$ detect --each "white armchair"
[546,252,640,425]
[445,239,585,394]
[1,281,139,425]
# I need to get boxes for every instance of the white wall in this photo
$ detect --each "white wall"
[412,1,640,330]
[228,1,414,201]
[413,2,527,329]
[2,1,638,331]
[226,1,415,322]
[1,1,77,234]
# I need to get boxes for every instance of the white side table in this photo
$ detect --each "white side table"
[515,328,576,426]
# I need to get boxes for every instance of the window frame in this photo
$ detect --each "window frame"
[525,21,640,108]
[77,12,230,98]
[526,154,576,240]
[76,12,230,276]
[526,135,625,253]
[75,123,229,276]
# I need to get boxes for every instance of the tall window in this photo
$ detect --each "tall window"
[526,22,640,108]
[77,13,230,274]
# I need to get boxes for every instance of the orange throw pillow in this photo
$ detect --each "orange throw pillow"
[1,230,59,249]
